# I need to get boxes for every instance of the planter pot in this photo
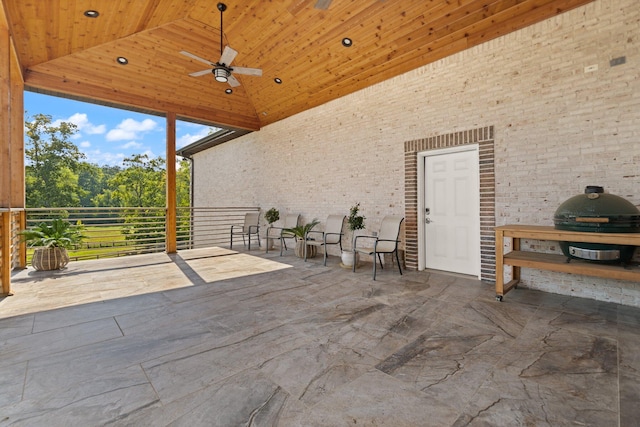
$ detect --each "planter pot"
[340,250,359,267]
[32,247,70,271]
[295,240,317,258]
[260,238,274,250]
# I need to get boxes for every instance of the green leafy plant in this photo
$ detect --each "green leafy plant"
[265,208,280,225]
[347,203,366,231]
[283,219,320,240]
[20,219,86,249]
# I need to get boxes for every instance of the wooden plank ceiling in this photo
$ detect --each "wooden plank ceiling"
[4,0,593,131]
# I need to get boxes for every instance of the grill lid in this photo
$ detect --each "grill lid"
[554,186,640,233]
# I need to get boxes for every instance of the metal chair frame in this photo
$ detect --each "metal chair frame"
[230,212,260,250]
[265,213,300,255]
[304,215,345,265]
[352,216,404,280]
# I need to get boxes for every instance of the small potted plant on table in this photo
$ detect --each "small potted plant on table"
[341,203,365,267]
[20,218,86,271]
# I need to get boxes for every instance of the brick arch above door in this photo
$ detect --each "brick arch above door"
[404,126,496,283]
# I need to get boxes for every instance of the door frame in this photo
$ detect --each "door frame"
[417,144,481,278]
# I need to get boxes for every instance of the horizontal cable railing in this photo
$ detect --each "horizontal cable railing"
[23,206,260,263]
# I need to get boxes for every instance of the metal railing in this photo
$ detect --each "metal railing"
[23,206,260,262]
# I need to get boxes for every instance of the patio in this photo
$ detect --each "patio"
[1,248,639,426]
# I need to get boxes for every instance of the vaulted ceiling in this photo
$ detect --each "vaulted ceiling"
[4,0,593,131]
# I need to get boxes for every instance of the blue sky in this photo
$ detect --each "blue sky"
[25,91,215,166]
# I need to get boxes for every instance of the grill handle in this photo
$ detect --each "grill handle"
[575,217,610,223]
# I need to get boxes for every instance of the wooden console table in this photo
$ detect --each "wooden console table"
[494,225,640,301]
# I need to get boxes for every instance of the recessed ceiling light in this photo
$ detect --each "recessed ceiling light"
[274,78,282,84]
[116,57,128,65]
[225,88,233,94]
[84,10,99,18]
[342,37,353,47]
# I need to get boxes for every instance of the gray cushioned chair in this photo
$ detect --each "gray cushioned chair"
[304,214,345,265]
[230,212,260,250]
[265,213,300,255]
[352,215,404,280]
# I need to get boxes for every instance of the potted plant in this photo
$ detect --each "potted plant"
[283,219,320,258]
[262,208,280,249]
[341,203,366,267]
[20,219,86,271]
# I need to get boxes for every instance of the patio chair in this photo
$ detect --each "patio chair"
[230,212,260,250]
[352,215,404,280]
[265,213,300,255]
[304,215,345,265]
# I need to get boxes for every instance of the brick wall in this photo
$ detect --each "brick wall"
[194,0,640,306]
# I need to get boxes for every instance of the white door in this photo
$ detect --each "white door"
[424,147,480,276]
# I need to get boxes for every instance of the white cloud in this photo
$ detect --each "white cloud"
[106,118,158,141]
[141,149,157,159]
[54,113,106,135]
[79,141,91,148]
[120,141,143,149]
[84,149,126,167]
[176,126,212,149]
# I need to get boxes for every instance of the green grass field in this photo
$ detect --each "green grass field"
[26,225,149,262]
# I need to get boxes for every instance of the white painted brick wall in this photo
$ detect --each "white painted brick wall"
[194,0,640,306]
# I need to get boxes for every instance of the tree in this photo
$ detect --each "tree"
[104,154,166,245]
[107,154,165,207]
[176,158,191,207]
[77,163,105,206]
[25,113,87,207]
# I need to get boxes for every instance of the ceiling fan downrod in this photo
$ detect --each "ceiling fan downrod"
[217,2,226,63]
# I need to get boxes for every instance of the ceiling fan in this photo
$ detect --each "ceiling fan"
[180,2,262,87]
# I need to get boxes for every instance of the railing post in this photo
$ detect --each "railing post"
[19,209,26,268]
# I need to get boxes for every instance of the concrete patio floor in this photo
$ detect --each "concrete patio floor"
[1,246,639,426]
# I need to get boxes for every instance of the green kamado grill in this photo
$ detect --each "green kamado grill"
[553,186,640,263]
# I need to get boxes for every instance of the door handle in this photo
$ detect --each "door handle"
[425,217,432,224]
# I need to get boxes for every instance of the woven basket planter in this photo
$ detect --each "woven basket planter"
[32,247,70,271]
[294,240,317,258]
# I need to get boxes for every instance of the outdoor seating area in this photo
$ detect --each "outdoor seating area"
[1,1,639,425]
[1,247,639,426]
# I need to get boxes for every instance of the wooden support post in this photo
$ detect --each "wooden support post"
[0,6,16,296]
[1,211,12,295]
[165,112,177,253]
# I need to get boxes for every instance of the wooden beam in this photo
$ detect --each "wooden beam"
[165,112,177,254]
[24,71,261,131]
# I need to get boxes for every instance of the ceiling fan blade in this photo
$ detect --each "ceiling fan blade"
[232,66,262,77]
[189,69,213,77]
[227,74,241,87]
[314,0,332,10]
[219,46,238,66]
[180,50,216,67]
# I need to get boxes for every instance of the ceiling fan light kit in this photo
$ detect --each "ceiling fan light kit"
[214,67,229,82]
